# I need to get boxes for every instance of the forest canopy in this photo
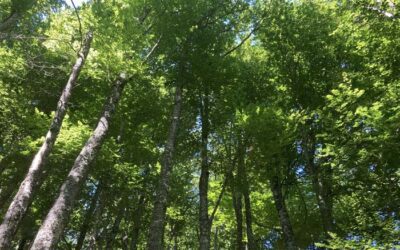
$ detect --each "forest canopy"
[0,0,399,249]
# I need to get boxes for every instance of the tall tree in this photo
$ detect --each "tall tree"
[147,83,183,249]
[30,73,127,249]
[199,86,211,250]
[0,31,93,250]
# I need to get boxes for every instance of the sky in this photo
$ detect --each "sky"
[66,0,88,8]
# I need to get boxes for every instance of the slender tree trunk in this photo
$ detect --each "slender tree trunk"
[147,84,183,250]
[173,236,178,250]
[0,31,93,250]
[88,194,105,250]
[313,165,334,237]
[199,89,211,250]
[243,188,255,250]
[130,195,145,250]
[75,182,102,250]
[213,227,218,250]
[232,189,244,250]
[269,175,297,250]
[0,157,7,176]
[237,136,255,250]
[106,202,125,250]
[229,166,244,250]
[305,131,334,237]
[30,73,127,249]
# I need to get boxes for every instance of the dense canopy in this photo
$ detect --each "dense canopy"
[0,0,399,249]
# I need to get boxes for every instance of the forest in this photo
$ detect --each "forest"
[0,0,399,249]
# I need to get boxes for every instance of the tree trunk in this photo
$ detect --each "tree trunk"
[130,195,145,250]
[243,188,255,250]
[237,136,256,250]
[147,84,183,250]
[269,175,297,250]
[230,165,244,250]
[213,227,218,250]
[0,31,93,250]
[105,202,125,250]
[75,182,102,250]
[199,89,211,250]
[87,193,105,250]
[232,189,244,250]
[305,131,334,237]
[312,164,334,238]
[30,73,127,249]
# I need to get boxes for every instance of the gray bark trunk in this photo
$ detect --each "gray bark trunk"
[75,182,102,250]
[130,195,145,250]
[232,190,244,250]
[237,137,256,250]
[305,131,334,237]
[243,192,255,250]
[269,175,297,250]
[87,191,106,250]
[229,167,244,250]
[199,89,211,250]
[30,73,127,249]
[147,84,183,250]
[0,31,93,250]
[213,227,218,250]
[105,203,125,250]
[312,164,334,238]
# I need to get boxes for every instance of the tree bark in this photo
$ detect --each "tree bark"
[147,84,183,250]
[243,192,255,250]
[237,136,256,250]
[305,131,334,238]
[213,227,218,250]
[311,164,334,238]
[229,165,244,250]
[269,175,297,250]
[199,88,211,250]
[0,31,93,250]
[75,182,102,250]
[130,195,145,250]
[243,181,255,250]
[105,201,125,250]
[30,73,127,250]
[232,189,244,250]
[87,192,106,250]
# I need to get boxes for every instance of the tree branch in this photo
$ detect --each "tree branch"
[70,0,84,50]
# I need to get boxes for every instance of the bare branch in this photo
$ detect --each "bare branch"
[144,35,162,61]
[70,0,84,50]
[209,154,237,225]
[222,29,254,58]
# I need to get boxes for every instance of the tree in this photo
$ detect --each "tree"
[0,30,93,250]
